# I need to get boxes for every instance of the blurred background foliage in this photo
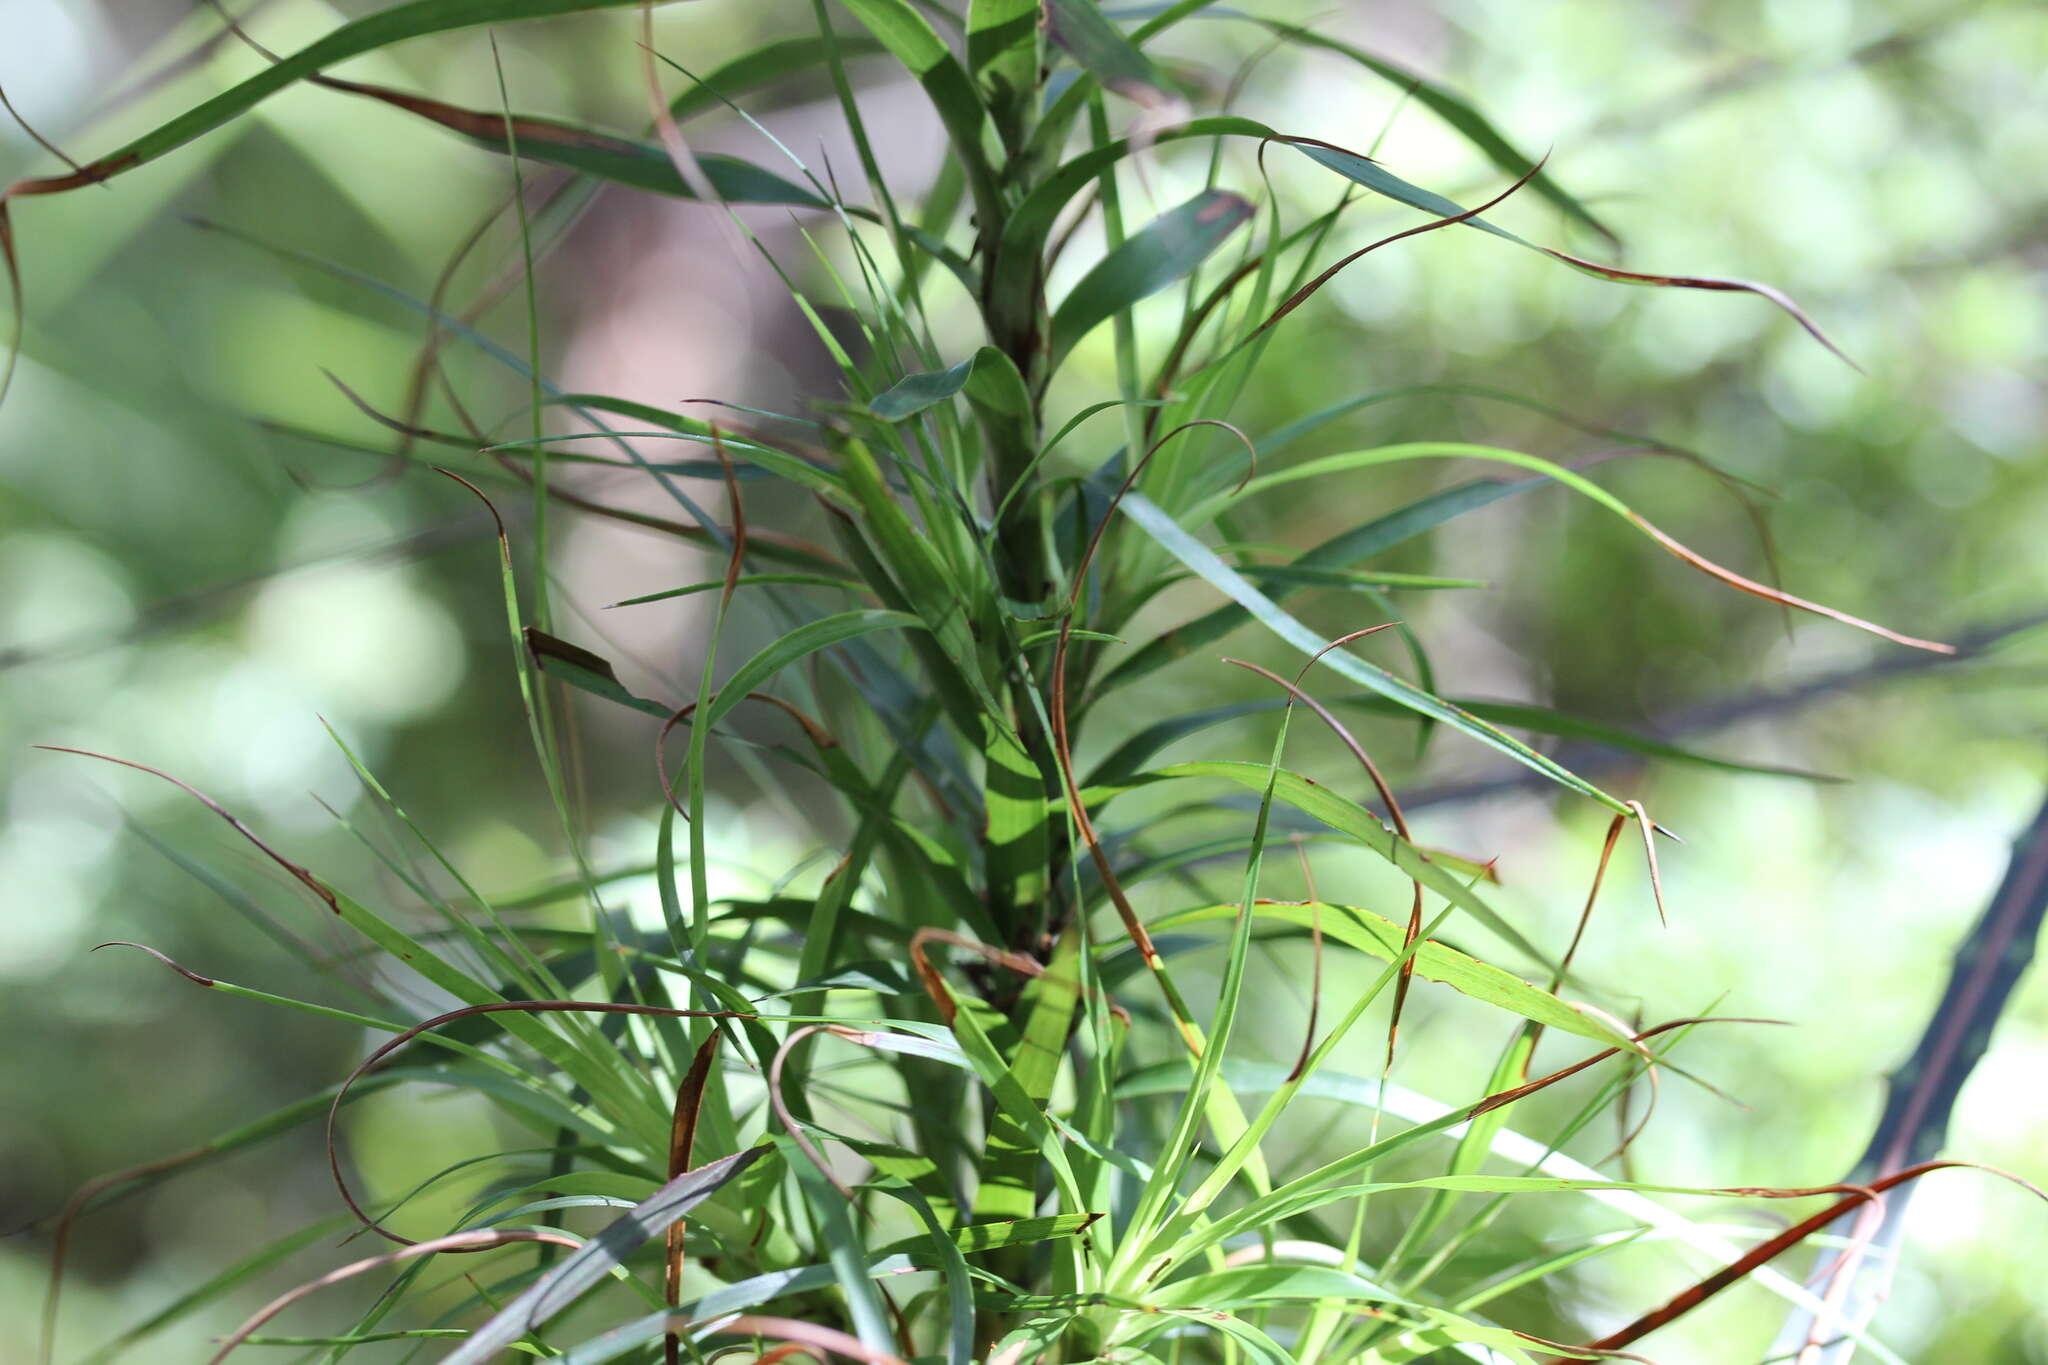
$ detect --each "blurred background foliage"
[2,0,2044,1359]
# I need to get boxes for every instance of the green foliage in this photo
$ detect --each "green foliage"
[10,4,2013,1364]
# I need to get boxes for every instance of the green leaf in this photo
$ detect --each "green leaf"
[1129,760,1556,970]
[1148,1263,1402,1310]
[317,78,831,207]
[1043,0,1170,106]
[666,35,889,124]
[528,628,671,720]
[1227,20,1616,245]
[875,1211,1101,1259]
[701,609,925,733]
[837,0,1001,229]
[1150,900,1628,1045]
[610,572,864,608]
[1288,140,1853,363]
[1112,1058,1883,1336]
[553,1256,923,1365]
[986,115,1269,340]
[439,1146,767,1365]
[782,1134,902,1356]
[1049,190,1254,370]
[936,976,1092,1220]
[1450,698,1836,781]
[538,393,847,498]
[834,435,1008,727]
[869,346,1032,422]
[968,0,1042,149]
[871,356,979,422]
[1094,476,1544,696]
[1134,1306,1297,1365]
[1118,492,1630,812]
[972,927,1083,1221]
[1088,687,1832,786]
[3,0,660,201]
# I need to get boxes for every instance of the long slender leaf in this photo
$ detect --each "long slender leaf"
[1044,0,1170,106]
[4,0,659,203]
[1049,190,1254,369]
[1118,492,1631,810]
[315,78,831,207]
[1148,901,1628,1045]
[1094,476,1544,696]
[439,1146,766,1365]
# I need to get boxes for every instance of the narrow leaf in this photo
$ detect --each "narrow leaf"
[1044,0,1170,106]
[1150,901,1628,1045]
[1049,190,1254,369]
[315,77,830,206]
[439,1146,766,1365]
[1118,492,1630,810]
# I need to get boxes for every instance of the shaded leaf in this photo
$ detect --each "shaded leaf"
[870,346,1032,422]
[1044,0,1170,106]
[1049,190,1254,369]
[667,35,889,124]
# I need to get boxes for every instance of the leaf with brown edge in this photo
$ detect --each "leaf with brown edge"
[438,1147,771,1365]
[309,76,836,207]
[1630,512,1953,653]
[33,747,338,912]
[527,626,673,720]
[1248,154,1549,344]
[1149,901,1632,1048]
[1050,421,1262,1046]
[1546,1161,2048,1361]
[1221,643,1439,1072]
[1192,441,1952,660]
[323,1000,751,1248]
[0,0,677,408]
[206,1229,581,1365]
[665,1034,720,1365]
[1284,134,1864,369]
[1217,18,1618,247]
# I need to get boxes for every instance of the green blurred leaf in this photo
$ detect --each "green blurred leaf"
[968,0,1042,148]
[667,34,889,123]
[4,0,662,200]
[1044,0,1170,106]
[1049,190,1254,370]
[870,346,1031,422]
[317,78,831,206]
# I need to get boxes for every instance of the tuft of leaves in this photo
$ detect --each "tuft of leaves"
[12,4,2007,1365]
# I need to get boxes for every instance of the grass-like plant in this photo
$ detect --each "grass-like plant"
[9,3,2027,1363]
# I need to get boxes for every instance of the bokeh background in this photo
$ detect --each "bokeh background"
[2,0,2044,1360]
